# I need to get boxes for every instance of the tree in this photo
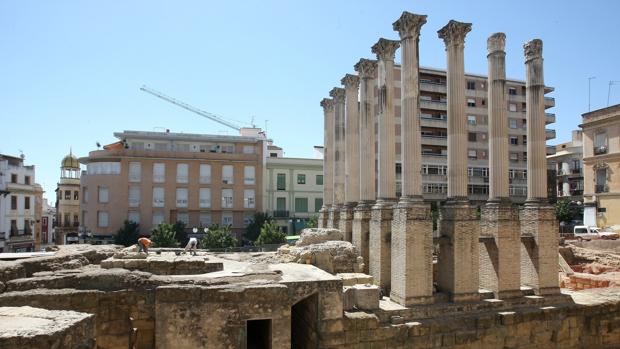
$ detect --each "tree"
[244,212,272,243]
[150,223,180,248]
[555,198,583,223]
[172,220,188,246]
[255,220,287,245]
[201,224,238,249]
[114,220,140,247]
[306,215,318,229]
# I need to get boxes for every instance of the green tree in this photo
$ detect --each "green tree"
[114,220,140,247]
[255,220,287,245]
[150,223,180,248]
[244,212,272,243]
[172,220,188,246]
[201,224,238,249]
[305,215,318,229]
[555,199,583,223]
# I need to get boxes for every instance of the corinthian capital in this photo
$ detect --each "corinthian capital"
[487,32,506,54]
[393,12,427,40]
[371,38,400,61]
[437,20,472,47]
[354,58,377,79]
[341,74,360,90]
[329,87,346,104]
[320,98,334,111]
[523,39,543,63]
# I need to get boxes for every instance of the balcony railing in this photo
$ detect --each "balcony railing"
[594,146,608,155]
[273,210,289,218]
[595,184,609,193]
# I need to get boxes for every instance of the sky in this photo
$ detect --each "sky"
[1,0,619,202]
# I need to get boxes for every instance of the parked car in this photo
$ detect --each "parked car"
[573,226,619,241]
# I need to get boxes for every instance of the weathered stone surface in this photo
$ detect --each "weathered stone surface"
[101,254,222,275]
[277,241,363,274]
[296,228,344,246]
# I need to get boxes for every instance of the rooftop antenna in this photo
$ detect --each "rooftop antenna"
[588,76,596,111]
[96,142,101,149]
[250,115,256,128]
[608,80,620,106]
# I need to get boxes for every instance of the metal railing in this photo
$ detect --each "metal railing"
[272,210,290,218]
[595,184,609,193]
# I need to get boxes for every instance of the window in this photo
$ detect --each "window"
[594,132,608,155]
[199,213,212,227]
[222,212,233,226]
[468,133,477,142]
[243,213,253,227]
[221,144,234,153]
[98,186,109,203]
[243,145,255,154]
[276,197,286,211]
[295,197,308,213]
[468,150,477,160]
[64,213,70,227]
[98,211,109,228]
[154,143,168,151]
[222,189,233,208]
[596,168,608,193]
[522,135,527,145]
[87,162,121,175]
[128,162,141,182]
[297,174,306,184]
[468,167,488,177]
[152,212,164,226]
[510,136,518,145]
[316,175,323,185]
[467,98,476,107]
[277,173,286,190]
[10,174,17,183]
[244,189,255,208]
[176,188,188,208]
[153,163,165,183]
[468,184,489,195]
[24,196,30,210]
[65,190,71,200]
[270,153,278,158]
[153,187,165,207]
[509,103,517,112]
[199,188,211,208]
[466,81,476,90]
[423,165,447,175]
[175,143,190,152]
[24,176,31,185]
[509,119,518,129]
[10,220,17,235]
[199,164,211,184]
[132,142,145,150]
[423,183,447,194]
[244,166,255,185]
[128,211,140,224]
[509,153,519,161]
[73,191,79,200]
[10,195,17,210]
[176,212,189,225]
[508,87,517,95]
[222,165,234,184]
[176,163,189,183]
[314,198,323,212]
[467,115,476,125]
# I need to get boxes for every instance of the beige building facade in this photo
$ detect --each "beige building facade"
[581,104,620,228]
[548,130,583,201]
[80,130,265,239]
[55,153,81,244]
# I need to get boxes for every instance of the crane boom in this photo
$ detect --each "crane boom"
[140,85,241,131]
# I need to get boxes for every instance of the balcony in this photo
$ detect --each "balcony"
[421,135,447,146]
[545,129,556,140]
[420,116,447,128]
[546,145,556,156]
[73,221,80,227]
[594,146,608,155]
[273,210,289,218]
[420,81,447,94]
[544,97,555,108]
[545,113,556,124]
[595,184,609,193]
[420,100,447,111]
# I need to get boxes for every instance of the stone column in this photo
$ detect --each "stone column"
[390,12,433,306]
[520,39,560,295]
[339,74,361,242]
[329,87,346,229]
[319,98,335,228]
[436,20,480,302]
[352,58,377,273]
[369,38,399,295]
[479,33,522,299]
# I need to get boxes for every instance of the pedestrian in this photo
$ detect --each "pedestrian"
[137,236,152,254]
[184,237,198,255]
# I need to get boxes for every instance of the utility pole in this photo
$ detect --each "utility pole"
[588,76,596,111]
[608,81,620,106]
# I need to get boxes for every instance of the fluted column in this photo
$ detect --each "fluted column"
[368,38,400,295]
[525,39,547,202]
[319,98,335,228]
[438,20,471,200]
[390,12,433,306]
[342,74,361,205]
[352,58,377,273]
[329,87,346,228]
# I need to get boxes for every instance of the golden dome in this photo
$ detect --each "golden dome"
[61,152,80,169]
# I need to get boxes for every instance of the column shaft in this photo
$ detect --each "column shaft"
[319,98,335,228]
[343,74,361,204]
[330,88,346,206]
[525,40,547,201]
[356,60,377,202]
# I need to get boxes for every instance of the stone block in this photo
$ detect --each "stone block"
[352,203,372,274]
[339,204,355,242]
[369,201,394,294]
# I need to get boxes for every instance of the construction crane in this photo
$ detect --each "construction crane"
[140,85,241,131]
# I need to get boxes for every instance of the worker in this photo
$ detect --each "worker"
[137,236,152,254]
[184,237,198,255]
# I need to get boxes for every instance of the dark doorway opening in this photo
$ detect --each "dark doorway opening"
[247,319,271,349]
[291,293,319,349]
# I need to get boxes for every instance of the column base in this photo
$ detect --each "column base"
[318,205,329,229]
[480,201,521,299]
[352,201,373,274]
[369,199,395,296]
[339,202,355,242]
[328,205,342,229]
[437,200,480,302]
[390,198,433,306]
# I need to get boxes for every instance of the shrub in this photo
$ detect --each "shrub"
[255,220,287,245]
[201,224,238,249]
[244,212,272,243]
[150,223,180,248]
[114,220,140,247]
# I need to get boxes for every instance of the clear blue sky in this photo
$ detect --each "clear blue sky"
[1,0,619,201]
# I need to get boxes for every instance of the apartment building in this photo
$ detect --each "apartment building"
[79,130,265,239]
[55,152,81,244]
[0,154,38,252]
[548,130,584,202]
[263,157,323,234]
[581,105,620,227]
[385,66,556,202]
[40,198,56,247]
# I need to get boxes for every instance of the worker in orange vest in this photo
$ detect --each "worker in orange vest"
[137,236,152,254]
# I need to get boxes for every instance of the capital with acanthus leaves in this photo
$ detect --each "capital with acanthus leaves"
[393,12,427,40]
[371,38,400,61]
